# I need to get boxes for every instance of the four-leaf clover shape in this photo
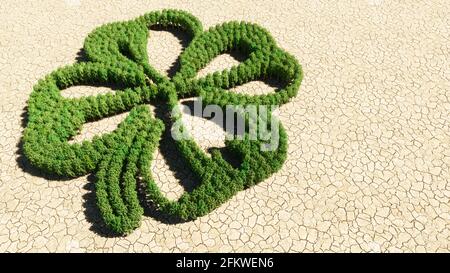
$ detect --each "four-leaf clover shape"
[22,10,303,234]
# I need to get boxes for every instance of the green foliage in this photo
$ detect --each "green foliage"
[22,9,303,235]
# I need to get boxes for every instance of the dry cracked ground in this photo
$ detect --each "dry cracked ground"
[0,0,449,252]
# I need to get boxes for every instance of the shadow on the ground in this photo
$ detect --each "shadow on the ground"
[153,101,200,193]
[75,48,88,62]
[149,25,192,78]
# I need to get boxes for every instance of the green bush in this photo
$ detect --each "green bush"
[22,9,303,235]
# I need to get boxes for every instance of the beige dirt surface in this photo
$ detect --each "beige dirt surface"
[0,0,449,252]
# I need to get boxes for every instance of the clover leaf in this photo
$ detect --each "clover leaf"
[22,9,303,234]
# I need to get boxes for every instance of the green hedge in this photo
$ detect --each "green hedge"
[22,9,303,235]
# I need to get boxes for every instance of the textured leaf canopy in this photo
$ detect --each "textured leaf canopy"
[22,9,303,234]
